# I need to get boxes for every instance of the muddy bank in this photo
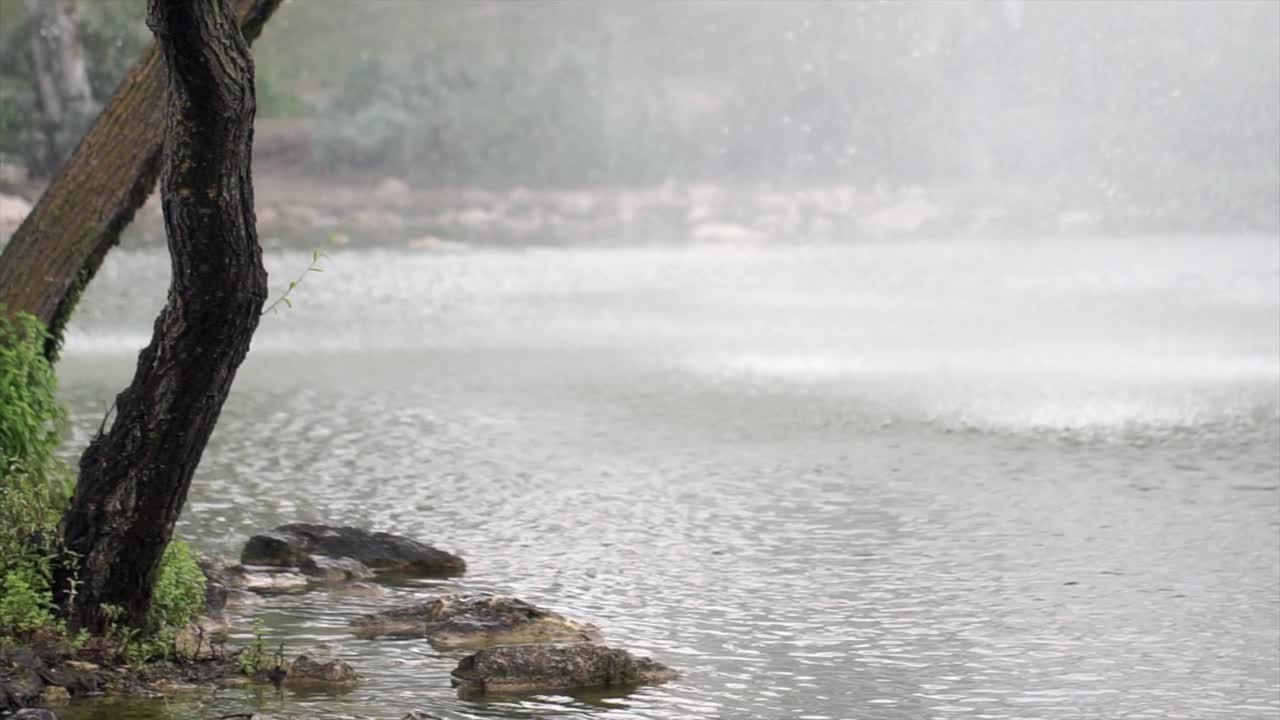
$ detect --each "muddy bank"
[145,172,1279,250]
[8,166,1272,251]
[1,639,245,714]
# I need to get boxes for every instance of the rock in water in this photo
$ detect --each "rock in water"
[239,533,309,567]
[333,581,385,598]
[11,710,60,720]
[236,571,309,594]
[281,644,359,691]
[241,523,465,577]
[37,685,69,705]
[450,644,677,698]
[299,556,375,585]
[1,648,47,710]
[203,569,228,616]
[350,594,602,648]
[200,556,308,595]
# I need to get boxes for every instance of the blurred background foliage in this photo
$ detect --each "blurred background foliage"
[0,0,1276,204]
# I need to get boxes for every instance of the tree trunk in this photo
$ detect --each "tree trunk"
[56,0,268,634]
[0,0,283,361]
[25,0,98,178]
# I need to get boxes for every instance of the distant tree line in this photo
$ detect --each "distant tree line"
[3,1,1277,206]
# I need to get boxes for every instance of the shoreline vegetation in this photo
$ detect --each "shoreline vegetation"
[0,311,231,716]
[3,519,678,719]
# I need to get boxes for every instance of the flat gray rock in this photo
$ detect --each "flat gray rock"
[350,594,602,649]
[451,643,677,698]
[282,644,359,691]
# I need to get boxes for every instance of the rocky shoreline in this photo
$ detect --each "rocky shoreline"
[1,523,678,719]
[4,169,1275,252]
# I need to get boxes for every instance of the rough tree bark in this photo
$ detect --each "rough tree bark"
[0,0,283,361]
[56,0,268,633]
[25,0,97,178]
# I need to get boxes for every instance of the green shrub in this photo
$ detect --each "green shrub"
[147,539,206,633]
[0,311,68,642]
[89,540,207,664]
[0,564,54,634]
[0,311,65,485]
[0,310,68,554]
[95,538,208,665]
[1,311,208,651]
[235,616,268,675]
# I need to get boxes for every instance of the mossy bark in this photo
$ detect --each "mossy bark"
[56,0,268,634]
[0,0,283,361]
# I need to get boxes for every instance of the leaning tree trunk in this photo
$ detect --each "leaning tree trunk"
[25,0,98,178]
[56,0,268,634]
[0,0,282,361]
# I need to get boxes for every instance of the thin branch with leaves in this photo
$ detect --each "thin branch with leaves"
[262,249,327,316]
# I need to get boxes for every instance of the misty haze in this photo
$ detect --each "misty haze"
[0,2,1276,720]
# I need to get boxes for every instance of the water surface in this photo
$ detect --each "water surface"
[57,235,1280,719]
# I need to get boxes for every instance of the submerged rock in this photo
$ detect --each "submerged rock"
[450,644,677,698]
[224,587,266,609]
[241,523,465,577]
[11,710,60,720]
[350,594,602,649]
[203,568,228,616]
[282,644,359,691]
[147,678,209,695]
[201,556,308,595]
[229,569,308,594]
[37,685,69,705]
[333,581,385,598]
[299,556,374,585]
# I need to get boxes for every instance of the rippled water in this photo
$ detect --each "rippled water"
[55,235,1279,720]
